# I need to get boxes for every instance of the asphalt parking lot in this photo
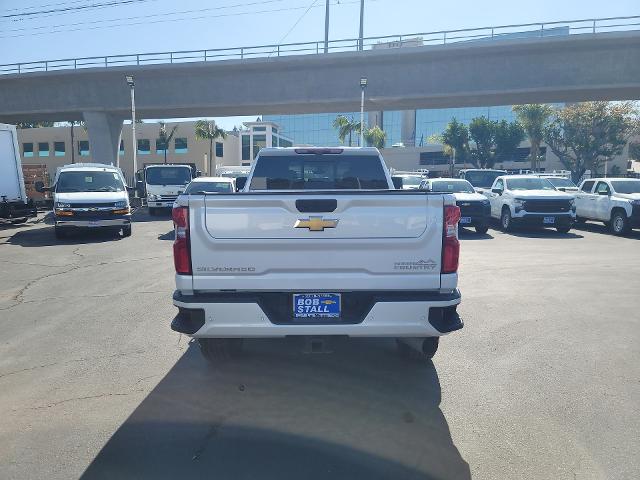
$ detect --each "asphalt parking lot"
[0,212,638,480]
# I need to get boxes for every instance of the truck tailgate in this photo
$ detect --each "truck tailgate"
[187,192,445,292]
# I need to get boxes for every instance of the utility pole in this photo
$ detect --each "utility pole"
[360,77,367,146]
[324,0,330,53]
[358,0,365,51]
[125,75,137,179]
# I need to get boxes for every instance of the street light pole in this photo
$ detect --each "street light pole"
[324,0,330,54]
[125,75,137,182]
[360,77,367,147]
[358,0,365,51]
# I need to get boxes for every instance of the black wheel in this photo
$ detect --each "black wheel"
[10,217,28,225]
[148,207,157,216]
[396,337,439,361]
[475,225,489,234]
[198,338,244,363]
[122,224,132,237]
[500,207,513,232]
[54,226,67,239]
[575,216,586,224]
[556,225,571,234]
[610,210,630,236]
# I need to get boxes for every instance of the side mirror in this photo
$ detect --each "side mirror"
[196,170,202,178]
[126,186,136,192]
[557,187,566,192]
[491,188,503,195]
[391,177,403,189]
[235,176,248,192]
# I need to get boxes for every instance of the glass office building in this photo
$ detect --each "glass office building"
[264,112,368,147]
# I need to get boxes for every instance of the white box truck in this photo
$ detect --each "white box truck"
[0,124,37,224]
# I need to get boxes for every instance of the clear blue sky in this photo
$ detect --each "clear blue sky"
[1,0,637,128]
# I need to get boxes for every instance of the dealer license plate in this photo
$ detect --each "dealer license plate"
[543,216,555,224]
[293,293,341,319]
[460,217,471,224]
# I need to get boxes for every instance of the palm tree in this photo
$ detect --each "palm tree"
[158,121,178,164]
[195,120,227,174]
[332,115,362,147]
[364,125,386,149]
[512,104,554,171]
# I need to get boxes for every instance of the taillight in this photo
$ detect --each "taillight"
[442,205,461,274]
[172,206,191,275]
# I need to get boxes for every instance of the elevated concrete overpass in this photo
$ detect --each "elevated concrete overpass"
[1,31,639,162]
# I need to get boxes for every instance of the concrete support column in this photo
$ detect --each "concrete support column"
[82,111,124,165]
[401,110,416,147]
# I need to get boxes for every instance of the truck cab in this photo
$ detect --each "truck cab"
[575,178,640,235]
[44,163,131,239]
[141,164,194,215]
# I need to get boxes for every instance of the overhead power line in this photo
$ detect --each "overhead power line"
[0,0,372,39]
[1,0,156,19]
[2,0,286,33]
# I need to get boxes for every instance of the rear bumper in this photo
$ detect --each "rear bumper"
[148,201,175,208]
[172,289,462,338]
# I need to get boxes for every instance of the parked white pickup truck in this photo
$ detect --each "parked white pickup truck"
[171,147,463,362]
[575,178,640,235]
[486,175,576,233]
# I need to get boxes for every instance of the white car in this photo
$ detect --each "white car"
[183,176,235,194]
[38,163,132,239]
[575,178,640,235]
[486,175,576,233]
[171,147,463,363]
[420,178,491,234]
[393,172,426,190]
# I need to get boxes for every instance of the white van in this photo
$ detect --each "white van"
[38,163,132,239]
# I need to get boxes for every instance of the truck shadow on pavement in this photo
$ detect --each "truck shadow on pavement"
[5,226,124,247]
[492,227,583,239]
[80,338,471,480]
[572,221,640,240]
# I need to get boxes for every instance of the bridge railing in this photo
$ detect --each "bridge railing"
[1,15,639,76]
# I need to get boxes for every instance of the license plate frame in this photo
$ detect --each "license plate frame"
[460,216,472,225]
[293,293,341,319]
[543,216,555,224]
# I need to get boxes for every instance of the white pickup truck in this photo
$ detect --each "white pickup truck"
[575,178,640,235]
[171,147,463,363]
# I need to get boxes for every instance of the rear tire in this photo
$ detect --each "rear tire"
[610,210,630,236]
[556,225,572,234]
[500,207,513,232]
[122,224,132,237]
[475,225,489,234]
[10,217,28,225]
[396,337,439,361]
[575,216,586,224]
[198,338,244,363]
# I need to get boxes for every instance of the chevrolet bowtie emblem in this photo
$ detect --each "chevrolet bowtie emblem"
[294,216,339,231]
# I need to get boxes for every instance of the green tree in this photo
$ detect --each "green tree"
[512,104,554,171]
[494,120,525,164]
[195,120,227,174]
[15,121,54,129]
[158,121,178,164]
[543,102,640,181]
[439,118,470,166]
[332,115,362,147]
[364,125,386,149]
[469,117,497,168]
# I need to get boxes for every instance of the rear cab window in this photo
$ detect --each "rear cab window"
[249,153,389,190]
